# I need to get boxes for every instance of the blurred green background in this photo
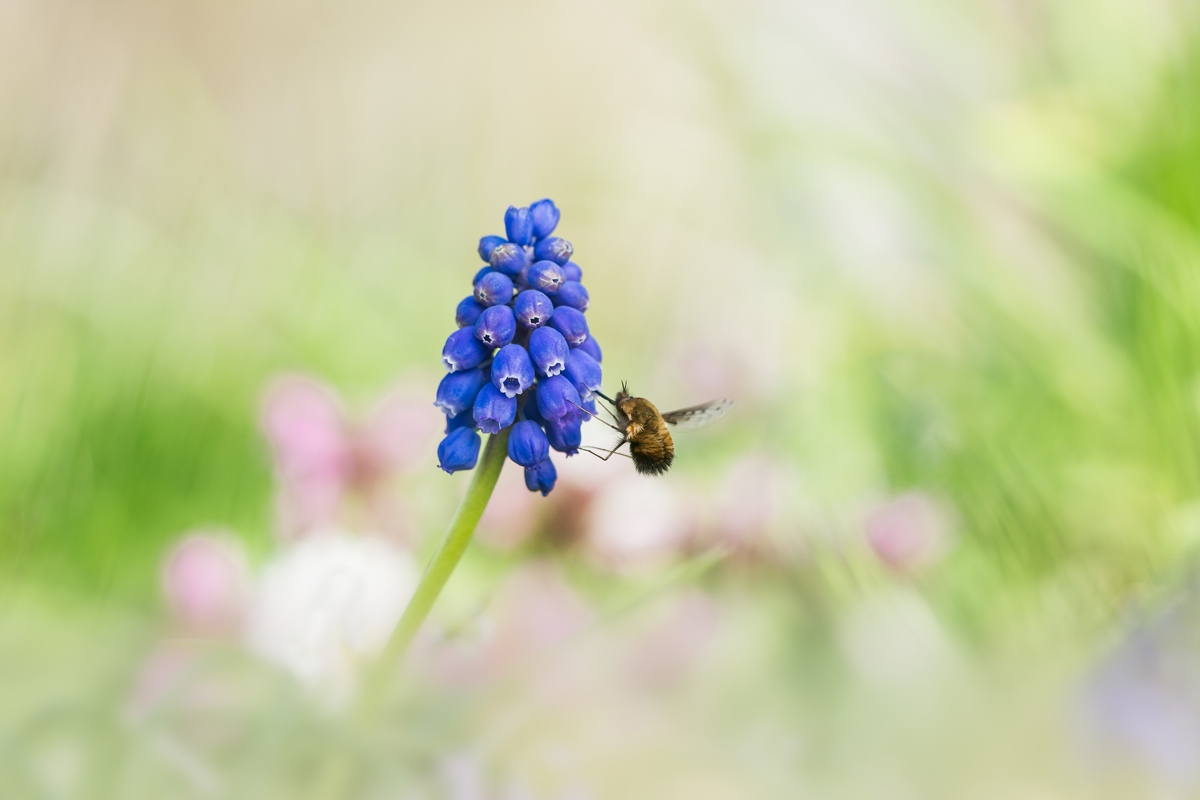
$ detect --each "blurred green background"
[5,0,1200,796]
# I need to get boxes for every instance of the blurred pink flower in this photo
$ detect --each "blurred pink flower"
[477,449,618,554]
[418,562,593,687]
[626,591,722,687]
[160,530,251,636]
[477,463,541,551]
[260,374,441,541]
[708,454,807,563]
[863,491,954,573]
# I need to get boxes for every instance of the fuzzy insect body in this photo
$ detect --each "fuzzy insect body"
[613,390,676,475]
[590,382,733,476]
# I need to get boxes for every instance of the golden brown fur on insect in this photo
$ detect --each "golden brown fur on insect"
[613,387,675,476]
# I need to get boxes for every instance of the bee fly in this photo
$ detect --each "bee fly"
[576,381,734,475]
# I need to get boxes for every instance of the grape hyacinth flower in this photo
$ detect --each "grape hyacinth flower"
[548,305,589,347]
[527,260,566,294]
[554,281,589,312]
[533,237,573,265]
[436,199,599,486]
[528,326,569,377]
[514,289,554,330]
[474,304,516,348]
[345,199,601,756]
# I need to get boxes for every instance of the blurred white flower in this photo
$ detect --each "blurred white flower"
[244,531,418,704]
[863,491,955,573]
[838,588,958,689]
[583,475,694,570]
[160,530,251,636]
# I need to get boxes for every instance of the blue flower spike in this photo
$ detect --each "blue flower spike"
[544,414,582,456]
[528,326,570,377]
[435,367,489,417]
[563,348,602,400]
[529,198,560,239]
[475,304,517,349]
[508,419,550,468]
[527,261,566,295]
[475,271,515,307]
[492,344,535,398]
[533,237,573,266]
[505,206,534,246]
[456,296,487,328]
[443,328,490,372]
[445,408,475,433]
[524,458,557,496]
[536,375,581,424]
[574,335,601,363]
[434,198,594,495]
[554,281,589,312]
[514,289,554,331]
[438,427,481,473]
[473,383,517,434]
[490,242,530,277]
[478,235,507,263]
[548,306,589,347]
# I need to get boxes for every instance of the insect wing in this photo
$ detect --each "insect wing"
[661,398,734,430]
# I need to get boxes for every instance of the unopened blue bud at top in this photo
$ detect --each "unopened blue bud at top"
[563,348,602,400]
[533,237,573,266]
[478,235,506,263]
[472,266,494,286]
[491,344,535,398]
[524,457,557,496]
[435,366,489,417]
[548,306,588,347]
[504,206,534,246]
[489,242,530,277]
[456,295,486,328]
[561,261,582,282]
[473,382,517,434]
[507,420,550,468]
[474,271,514,307]
[438,427,481,474]
[474,304,516,348]
[529,198,560,239]
[536,374,581,424]
[527,261,566,295]
[443,328,490,372]
[514,289,554,330]
[544,414,582,456]
[553,281,589,312]
[528,326,569,377]
[574,335,601,363]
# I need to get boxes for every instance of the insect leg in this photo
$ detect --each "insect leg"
[578,438,633,462]
[578,446,632,461]
[590,392,624,427]
[568,400,624,433]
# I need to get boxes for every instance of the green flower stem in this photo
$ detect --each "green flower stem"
[354,427,510,723]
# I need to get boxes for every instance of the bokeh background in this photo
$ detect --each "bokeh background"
[5,0,1200,796]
